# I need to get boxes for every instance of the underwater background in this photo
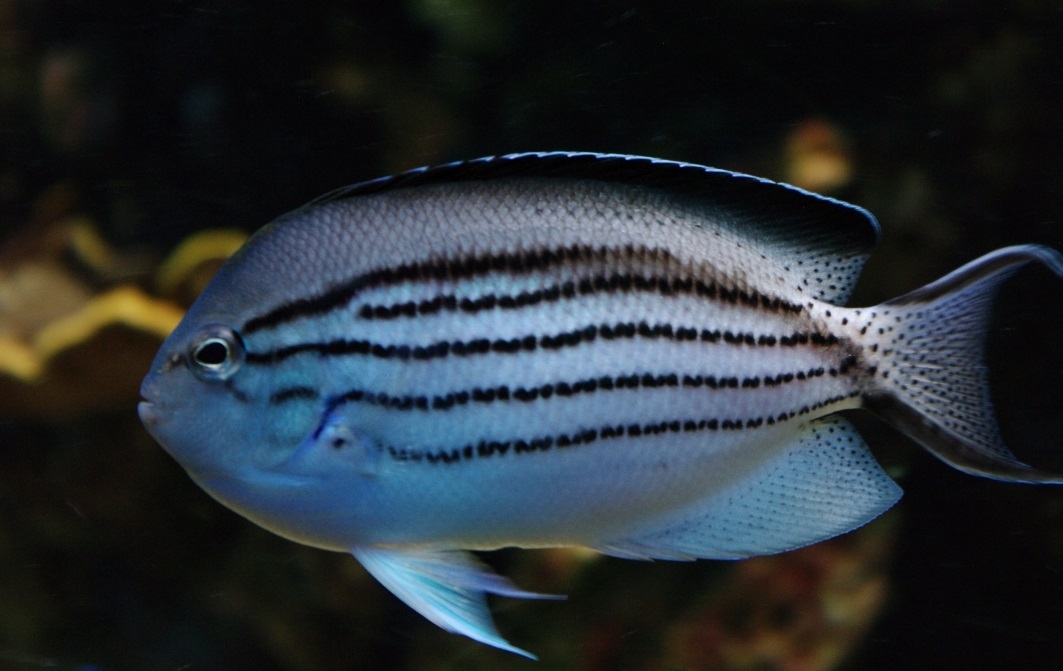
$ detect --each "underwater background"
[2,1,1062,669]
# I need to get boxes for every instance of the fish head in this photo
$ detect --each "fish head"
[138,302,380,547]
[138,233,327,481]
[139,315,265,477]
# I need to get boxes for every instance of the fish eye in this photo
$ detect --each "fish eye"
[187,324,245,381]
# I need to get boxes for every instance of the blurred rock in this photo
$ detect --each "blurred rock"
[662,514,898,671]
[38,43,118,158]
[407,0,514,55]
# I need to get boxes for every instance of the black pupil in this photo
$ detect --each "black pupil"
[195,340,229,366]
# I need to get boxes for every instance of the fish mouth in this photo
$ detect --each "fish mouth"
[137,373,164,427]
[137,399,160,427]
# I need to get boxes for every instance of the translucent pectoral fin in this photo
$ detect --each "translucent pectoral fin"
[278,407,381,478]
[351,547,561,659]
[596,416,903,560]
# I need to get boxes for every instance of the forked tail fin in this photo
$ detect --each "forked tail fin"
[863,245,1063,483]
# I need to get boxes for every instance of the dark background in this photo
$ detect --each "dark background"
[2,1,1062,669]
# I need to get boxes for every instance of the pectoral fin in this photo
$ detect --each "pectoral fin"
[351,546,561,658]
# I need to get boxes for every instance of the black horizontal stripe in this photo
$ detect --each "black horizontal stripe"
[243,244,603,334]
[242,244,803,334]
[268,386,320,404]
[382,391,860,465]
[274,365,841,410]
[357,273,801,321]
[246,321,840,365]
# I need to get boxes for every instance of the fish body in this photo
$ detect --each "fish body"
[139,153,1063,657]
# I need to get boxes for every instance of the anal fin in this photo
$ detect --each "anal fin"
[351,546,561,658]
[595,416,902,560]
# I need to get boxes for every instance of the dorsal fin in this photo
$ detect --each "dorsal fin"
[310,152,880,304]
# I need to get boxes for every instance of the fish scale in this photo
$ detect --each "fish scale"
[242,259,859,467]
[139,152,1063,658]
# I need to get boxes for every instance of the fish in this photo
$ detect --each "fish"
[138,152,1063,658]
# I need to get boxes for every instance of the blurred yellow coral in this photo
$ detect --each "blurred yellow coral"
[0,287,183,418]
[155,229,247,305]
[0,219,242,419]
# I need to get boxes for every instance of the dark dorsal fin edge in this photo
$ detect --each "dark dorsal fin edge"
[306,152,880,295]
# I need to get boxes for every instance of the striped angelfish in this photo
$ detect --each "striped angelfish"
[139,152,1063,658]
